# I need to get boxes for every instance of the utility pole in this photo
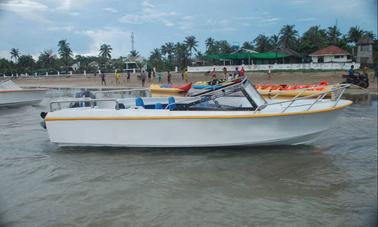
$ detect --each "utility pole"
[131,32,135,52]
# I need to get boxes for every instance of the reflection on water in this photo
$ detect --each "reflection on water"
[0,93,377,227]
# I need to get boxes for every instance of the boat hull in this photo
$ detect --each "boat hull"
[45,108,344,147]
[0,89,47,107]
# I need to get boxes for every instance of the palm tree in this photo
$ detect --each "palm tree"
[254,35,271,52]
[149,48,163,70]
[161,42,175,66]
[299,26,327,54]
[184,35,198,58]
[57,39,73,68]
[279,25,298,48]
[99,44,112,59]
[174,42,190,70]
[205,37,215,50]
[269,35,280,63]
[347,26,364,44]
[327,25,341,44]
[130,50,139,57]
[241,41,254,50]
[38,49,56,68]
[10,48,20,63]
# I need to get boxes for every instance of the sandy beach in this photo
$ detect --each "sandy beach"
[3,70,377,93]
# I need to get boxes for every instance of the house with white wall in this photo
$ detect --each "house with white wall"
[309,45,352,63]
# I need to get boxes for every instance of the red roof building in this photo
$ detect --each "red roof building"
[309,45,351,63]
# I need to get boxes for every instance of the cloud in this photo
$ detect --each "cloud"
[235,14,280,26]
[119,1,176,27]
[0,0,48,12]
[0,0,51,24]
[79,27,131,57]
[103,7,118,13]
[298,17,317,22]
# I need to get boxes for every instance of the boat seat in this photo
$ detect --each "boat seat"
[116,103,126,109]
[168,97,176,110]
[135,97,144,107]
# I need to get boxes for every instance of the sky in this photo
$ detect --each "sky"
[0,0,376,59]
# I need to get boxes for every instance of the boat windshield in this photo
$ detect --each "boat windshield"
[174,78,266,111]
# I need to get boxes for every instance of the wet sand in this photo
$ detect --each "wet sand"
[3,71,378,93]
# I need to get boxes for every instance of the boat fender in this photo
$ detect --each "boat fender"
[155,103,163,109]
[40,112,47,119]
[40,121,47,129]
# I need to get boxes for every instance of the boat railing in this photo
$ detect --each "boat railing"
[49,98,120,112]
[94,88,150,98]
[254,83,351,113]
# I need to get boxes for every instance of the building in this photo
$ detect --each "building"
[274,46,305,64]
[356,37,374,65]
[309,45,352,63]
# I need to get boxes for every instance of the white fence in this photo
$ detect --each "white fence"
[188,62,360,73]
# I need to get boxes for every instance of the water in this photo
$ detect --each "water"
[0,92,377,227]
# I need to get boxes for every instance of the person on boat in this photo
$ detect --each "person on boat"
[100,72,106,86]
[210,68,216,79]
[184,69,189,83]
[233,67,239,79]
[141,70,146,87]
[167,71,172,84]
[222,67,228,80]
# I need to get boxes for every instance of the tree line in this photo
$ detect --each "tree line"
[0,24,376,76]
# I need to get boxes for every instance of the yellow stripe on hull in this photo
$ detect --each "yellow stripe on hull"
[45,101,352,121]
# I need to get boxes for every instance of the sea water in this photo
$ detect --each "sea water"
[0,91,376,227]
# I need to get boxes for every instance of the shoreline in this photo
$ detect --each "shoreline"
[2,71,377,94]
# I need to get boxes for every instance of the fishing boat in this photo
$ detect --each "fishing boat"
[0,80,47,107]
[40,79,351,147]
[150,83,192,96]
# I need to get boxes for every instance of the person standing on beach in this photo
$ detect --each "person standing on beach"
[157,71,162,83]
[183,69,189,83]
[167,71,172,84]
[115,71,121,85]
[101,72,106,86]
[239,66,245,78]
[147,70,152,82]
[210,68,216,79]
[233,67,239,79]
[222,67,228,80]
[127,71,131,82]
[141,70,146,87]
[152,69,156,79]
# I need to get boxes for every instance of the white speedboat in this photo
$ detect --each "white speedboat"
[41,79,352,147]
[0,80,47,107]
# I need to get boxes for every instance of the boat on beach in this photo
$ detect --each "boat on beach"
[0,80,47,107]
[41,79,352,147]
[150,83,192,96]
[193,79,336,98]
